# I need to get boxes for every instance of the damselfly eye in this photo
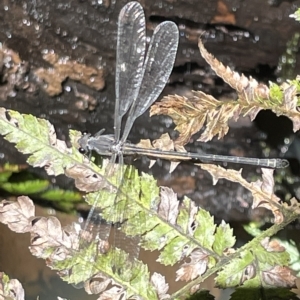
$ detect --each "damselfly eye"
[79,147,86,154]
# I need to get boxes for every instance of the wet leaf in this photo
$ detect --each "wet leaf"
[150,273,169,299]
[0,272,25,300]
[216,250,255,287]
[0,196,34,233]
[0,108,78,176]
[158,187,179,224]
[262,266,296,287]
[176,249,209,281]
[213,220,236,256]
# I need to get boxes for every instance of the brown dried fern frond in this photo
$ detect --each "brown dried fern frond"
[151,39,300,146]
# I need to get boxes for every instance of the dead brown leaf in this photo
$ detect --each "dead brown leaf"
[150,273,170,299]
[280,83,300,132]
[200,164,283,222]
[159,187,179,225]
[0,272,25,300]
[199,39,300,132]
[262,266,297,288]
[240,264,256,283]
[176,249,209,281]
[30,216,78,261]
[151,39,300,145]
[282,198,300,215]
[251,169,283,223]
[137,133,186,171]
[65,164,111,193]
[150,94,207,145]
[198,39,268,99]
[261,237,286,253]
[84,273,113,295]
[0,196,35,233]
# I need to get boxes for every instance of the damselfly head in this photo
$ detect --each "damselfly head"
[78,147,86,154]
[78,132,92,153]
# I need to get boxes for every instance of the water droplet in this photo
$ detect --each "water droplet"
[65,86,71,92]
[9,90,17,97]
[281,145,288,154]
[120,62,126,72]
[47,208,56,215]
[59,109,69,115]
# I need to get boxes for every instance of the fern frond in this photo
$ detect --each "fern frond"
[0,108,112,193]
[0,196,163,299]
[150,39,300,145]
[0,108,298,298]
[0,108,77,175]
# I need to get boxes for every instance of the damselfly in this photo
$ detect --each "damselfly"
[78,4,288,169]
[74,1,179,288]
[76,0,288,288]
